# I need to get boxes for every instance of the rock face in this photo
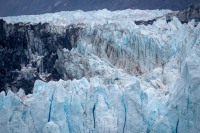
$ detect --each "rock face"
[166,4,200,25]
[0,19,82,94]
[0,9,200,133]
[176,4,200,23]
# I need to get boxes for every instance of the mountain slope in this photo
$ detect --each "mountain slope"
[0,0,199,17]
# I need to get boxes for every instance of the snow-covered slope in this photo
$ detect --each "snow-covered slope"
[0,9,200,133]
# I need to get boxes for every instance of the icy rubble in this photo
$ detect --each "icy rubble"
[75,17,200,75]
[1,9,171,26]
[0,9,200,133]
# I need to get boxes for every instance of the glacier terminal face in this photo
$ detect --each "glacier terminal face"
[0,9,200,133]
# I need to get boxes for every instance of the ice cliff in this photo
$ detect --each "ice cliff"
[0,9,200,133]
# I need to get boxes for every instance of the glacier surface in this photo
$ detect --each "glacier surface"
[0,9,200,133]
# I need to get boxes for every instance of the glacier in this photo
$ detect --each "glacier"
[0,9,200,133]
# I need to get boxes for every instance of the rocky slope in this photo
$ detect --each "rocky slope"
[166,4,200,25]
[0,20,82,94]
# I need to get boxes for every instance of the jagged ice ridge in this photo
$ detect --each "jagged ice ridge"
[0,9,200,133]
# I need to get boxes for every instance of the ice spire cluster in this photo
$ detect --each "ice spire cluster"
[0,9,200,133]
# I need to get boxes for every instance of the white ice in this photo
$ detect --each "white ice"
[0,9,200,133]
